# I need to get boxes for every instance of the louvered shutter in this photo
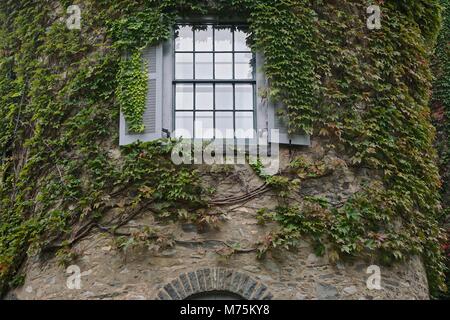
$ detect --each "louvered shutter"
[268,102,310,145]
[255,52,270,145]
[119,45,163,145]
[256,53,310,146]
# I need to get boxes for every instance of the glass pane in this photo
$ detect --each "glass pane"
[195,112,214,139]
[215,84,233,110]
[235,84,253,110]
[195,26,213,51]
[195,53,213,79]
[215,53,233,79]
[175,53,193,79]
[196,84,213,110]
[235,29,251,51]
[175,112,194,138]
[215,27,232,51]
[176,84,194,110]
[235,53,253,79]
[175,25,193,51]
[235,112,254,138]
[215,112,234,139]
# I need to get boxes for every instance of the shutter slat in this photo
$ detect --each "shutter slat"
[143,78,157,134]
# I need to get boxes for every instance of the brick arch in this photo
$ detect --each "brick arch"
[156,268,273,300]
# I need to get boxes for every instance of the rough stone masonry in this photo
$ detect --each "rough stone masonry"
[6,143,430,300]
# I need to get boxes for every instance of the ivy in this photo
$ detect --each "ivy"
[0,0,448,298]
[116,50,148,133]
[432,0,450,299]
[249,0,319,134]
[433,0,450,194]
[109,7,173,52]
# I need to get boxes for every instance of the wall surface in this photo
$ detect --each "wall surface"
[5,144,430,300]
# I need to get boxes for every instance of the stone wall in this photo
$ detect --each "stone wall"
[6,143,430,300]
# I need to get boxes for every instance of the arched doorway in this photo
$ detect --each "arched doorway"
[156,268,273,300]
[187,290,244,300]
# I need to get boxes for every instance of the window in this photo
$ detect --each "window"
[119,21,310,147]
[173,24,255,140]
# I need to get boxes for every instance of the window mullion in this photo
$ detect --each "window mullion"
[213,26,216,80]
[232,26,235,81]
[233,82,236,139]
[193,27,196,81]
[213,82,216,139]
[193,83,196,139]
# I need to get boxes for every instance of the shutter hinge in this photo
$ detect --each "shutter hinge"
[162,128,171,138]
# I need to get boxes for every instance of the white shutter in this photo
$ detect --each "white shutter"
[256,53,310,146]
[268,102,310,146]
[255,52,269,146]
[119,45,163,145]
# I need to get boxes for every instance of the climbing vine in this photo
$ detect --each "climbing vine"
[432,0,450,299]
[433,0,450,206]
[0,0,447,298]
[116,50,148,133]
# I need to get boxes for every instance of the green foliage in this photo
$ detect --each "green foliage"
[313,0,447,296]
[433,0,450,187]
[250,0,319,134]
[110,7,173,51]
[116,50,148,133]
[0,0,447,298]
[120,140,206,208]
[0,0,206,296]
[55,245,78,267]
[432,0,450,299]
[114,226,174,255]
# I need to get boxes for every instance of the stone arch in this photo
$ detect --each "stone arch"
[156,268,274,300]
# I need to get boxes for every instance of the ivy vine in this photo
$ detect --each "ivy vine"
[432,0,450,298]
[0,0,448,298]
[116,50,148,134]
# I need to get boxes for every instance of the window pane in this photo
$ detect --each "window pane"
[195,112,214,139]
[235,29,251,51]
[235,53,253,79]
[235,84,253,110]
[175,53,193,79]
[215,112,234,139]
[195,53,213,79]
[215,27,232,51]
[195,26,213,51]
[176,84,194,110]
[215,84,233,110]
[215,53,233,79]
[196,84,213,110]
[175,112,194,138]
[235,112,254,138]
[175,25,193,51]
